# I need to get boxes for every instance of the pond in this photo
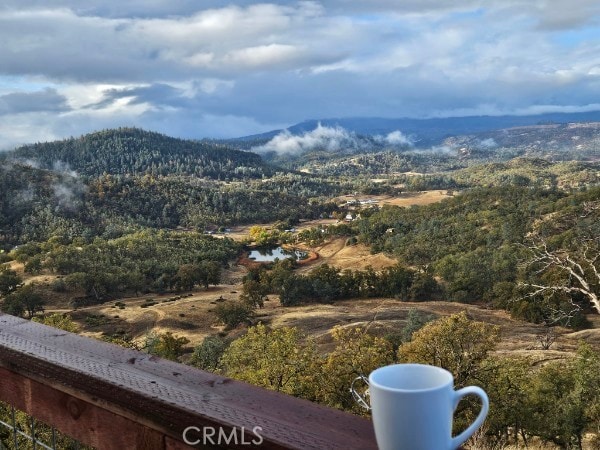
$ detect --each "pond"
[248,246,307,262]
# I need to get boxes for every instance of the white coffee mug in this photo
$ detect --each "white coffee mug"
[351,364,489,450]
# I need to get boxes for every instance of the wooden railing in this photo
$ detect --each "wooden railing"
[0,313,377,449]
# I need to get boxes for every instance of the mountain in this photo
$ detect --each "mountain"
[234,111,600,146]
[3,128,271,179]
[264,121,600,176]
[442,122,600,159]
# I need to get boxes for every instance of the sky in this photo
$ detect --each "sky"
[0,0,599,148]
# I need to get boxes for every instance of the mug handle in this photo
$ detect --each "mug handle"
[451,386,489,450]
[350,375,371,410]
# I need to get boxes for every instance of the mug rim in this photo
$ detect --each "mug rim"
[368,363,453,393]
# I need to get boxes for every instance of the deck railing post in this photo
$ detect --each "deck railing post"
[12,406,18,450]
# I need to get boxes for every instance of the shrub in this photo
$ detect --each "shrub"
[51,278,68,292]
[144,331,190,361]
[214,301,254,329]
[32,313,78,333]
[0,253,13,263]
[190,335,230,371]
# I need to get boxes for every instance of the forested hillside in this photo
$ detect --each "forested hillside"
[4,128,270,179]
[0,129,345,246]
[0,165,338,246]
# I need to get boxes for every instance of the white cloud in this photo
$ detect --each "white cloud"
[223,44,305,69]
[252,124,415,154]
[380,131,414,146]
[252,124,364,154]
[479,138,497,149]
[183,52,215,68]
[0,112,61,150]
[60,83,132,108]
[0,1,598,144]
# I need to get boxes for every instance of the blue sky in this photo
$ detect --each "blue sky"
[0,0,599,148]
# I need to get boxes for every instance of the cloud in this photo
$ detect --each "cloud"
[0,88,69,115]
[222,44,305,69]
[252,124,415,154]
[0,1,202,18]
[87,83,184,109]
[14,158,40,169]
[15,186,35,202]
[422,145,457,155]
[49,161,86,210]
[52,179,85,211]
[375,131,415,146]
[527,0,600,30]
[0,111,66,150]
[252,124,364,154]
[0,1,598,145]
[0,94,285,151]
[52,160,78,178]
[0,4,336,82]
[478,138,498,149]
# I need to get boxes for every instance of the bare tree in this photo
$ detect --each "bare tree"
[537,327,557,350]
[519,237,600,323]
[580,200,600,218]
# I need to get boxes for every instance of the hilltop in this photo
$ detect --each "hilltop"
[3,127,271,179]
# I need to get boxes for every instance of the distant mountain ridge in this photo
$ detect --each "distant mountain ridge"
[3,128,271,179]
[250,120,600,176]
[235,111,600,146]
[443,121,600,158]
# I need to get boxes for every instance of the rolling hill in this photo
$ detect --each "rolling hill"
[3,128,271,179]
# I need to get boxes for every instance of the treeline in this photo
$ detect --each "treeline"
[242,261,440,307]
[7,230,239,305]
[296,152,600,191]
[450,158,600,190]
[360,185,546,263]
[297,150,463,176]
[4,128,271,179]
[256,173,351,197]
[354,185,600,326]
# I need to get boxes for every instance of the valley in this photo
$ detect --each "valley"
[11,234,595,369]
[2,124,600,448]
[3,3,600,448]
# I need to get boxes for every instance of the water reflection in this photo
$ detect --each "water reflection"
[248,246,307,262]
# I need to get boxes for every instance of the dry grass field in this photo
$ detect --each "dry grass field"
[297,238,398,272]
[337,189,453,208]
[65,280,599,362]
[373,190,454,207]
[18,232,596,364]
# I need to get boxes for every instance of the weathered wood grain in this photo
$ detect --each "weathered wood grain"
[0,313,376,449]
